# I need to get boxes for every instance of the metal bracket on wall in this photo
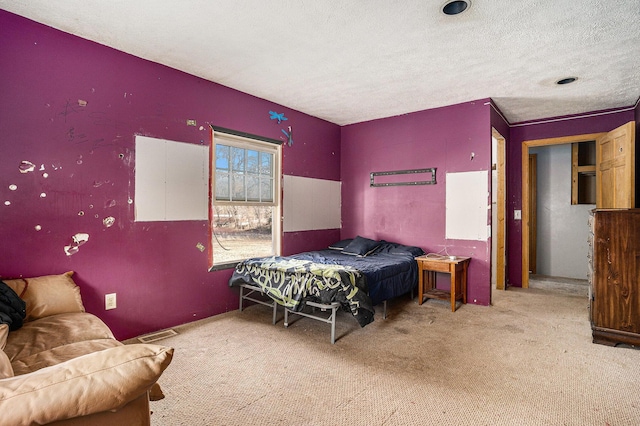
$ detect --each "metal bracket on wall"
[370,168,437,187]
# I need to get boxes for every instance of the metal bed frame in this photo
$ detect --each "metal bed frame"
[238,283,278,325]
[239,283,389,344]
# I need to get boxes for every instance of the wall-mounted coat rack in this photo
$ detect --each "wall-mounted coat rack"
[370,168,437,187]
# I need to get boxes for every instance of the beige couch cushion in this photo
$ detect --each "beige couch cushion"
[11,338,123,376]
[0,344,173,425]
[3,272,85,321]
[0,325,13,378]
[5,312,114,362]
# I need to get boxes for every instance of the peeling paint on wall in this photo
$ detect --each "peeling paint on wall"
[103,216,115,228]
[64,232,89,256]
[19,160,36,173]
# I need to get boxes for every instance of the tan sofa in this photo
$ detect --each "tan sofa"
[0,272,173,426]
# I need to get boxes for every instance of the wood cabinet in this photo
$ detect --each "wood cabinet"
[571,141,596,205]
[590,209,640,346]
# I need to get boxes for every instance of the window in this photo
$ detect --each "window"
[210,129,282,268]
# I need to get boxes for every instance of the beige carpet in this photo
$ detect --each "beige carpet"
[135,286,640,425]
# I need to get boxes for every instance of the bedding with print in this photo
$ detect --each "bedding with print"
[229,256,375,327]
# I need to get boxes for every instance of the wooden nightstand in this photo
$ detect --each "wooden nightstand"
[415,255,471,312]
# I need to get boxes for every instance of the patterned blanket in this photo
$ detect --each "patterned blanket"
[229,256,375,327]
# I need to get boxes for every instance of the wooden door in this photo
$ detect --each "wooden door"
[596,121,636,208]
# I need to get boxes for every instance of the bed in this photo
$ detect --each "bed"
[228,236,424,343]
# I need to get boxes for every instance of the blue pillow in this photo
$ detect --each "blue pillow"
[342,236,380,257]
[328,239,353,251]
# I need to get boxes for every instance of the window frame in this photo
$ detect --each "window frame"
[208,126,282,270]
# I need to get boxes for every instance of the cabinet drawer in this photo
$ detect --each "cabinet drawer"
[418,260,451,273]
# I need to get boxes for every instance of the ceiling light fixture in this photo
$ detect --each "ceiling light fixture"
[556,77,578,85]
[442,0,470,16]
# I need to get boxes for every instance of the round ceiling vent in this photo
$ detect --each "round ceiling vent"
[442,0,471,16]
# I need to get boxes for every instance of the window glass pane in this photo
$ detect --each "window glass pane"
[231,147,245,172]
[260,152,272,176]
[232,172,245,200]
[246,176,260,201]
[261,178,273,202]
[247,150,259,174]
[216,145,230,171]
[212,205,274,264]
[215,171,230,200]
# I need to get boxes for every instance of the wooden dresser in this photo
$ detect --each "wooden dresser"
[589,209,640,346]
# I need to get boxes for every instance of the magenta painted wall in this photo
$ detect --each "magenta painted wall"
[0,11,340,339]
[505,108,636,287]
[341,100,494,306]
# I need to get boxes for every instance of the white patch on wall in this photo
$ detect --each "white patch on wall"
[446,170,488,241]
[135,135,209,221]
[283,175,340,232]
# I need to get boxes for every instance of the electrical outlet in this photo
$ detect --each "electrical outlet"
[105,293,117,310]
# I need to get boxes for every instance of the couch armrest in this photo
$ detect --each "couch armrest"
[0,344,173,425]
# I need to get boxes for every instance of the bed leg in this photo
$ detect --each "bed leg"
[272,303,277,325]
[239,285,244,311]
[383,300,387,319]
[330,306,337,344]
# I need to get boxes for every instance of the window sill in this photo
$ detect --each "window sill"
[208,262,240,272]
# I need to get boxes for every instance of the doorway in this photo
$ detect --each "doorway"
[521,122,635,288]
[521,133,606,288]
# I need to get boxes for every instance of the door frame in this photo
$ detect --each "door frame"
[492,128,506,291]
[528,153,537,275]
[521,132,605,288]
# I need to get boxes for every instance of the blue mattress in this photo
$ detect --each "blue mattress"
[289,241,423,306]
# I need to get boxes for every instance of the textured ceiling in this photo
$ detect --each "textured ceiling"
[2,0,639,125]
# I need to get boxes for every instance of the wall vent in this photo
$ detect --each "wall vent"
[137,329,178,343]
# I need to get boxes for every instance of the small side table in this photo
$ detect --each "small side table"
[415,255,471,312]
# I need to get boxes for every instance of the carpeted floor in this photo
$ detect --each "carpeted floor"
[133,286,640,425]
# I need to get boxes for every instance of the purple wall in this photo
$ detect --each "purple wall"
[505,108,636,286]
[341,100,494,306]
[0,11,341,339]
